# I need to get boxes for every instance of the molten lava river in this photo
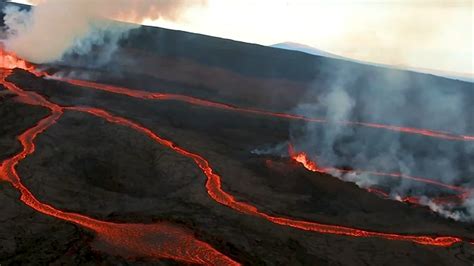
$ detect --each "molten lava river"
[0,49,472,264]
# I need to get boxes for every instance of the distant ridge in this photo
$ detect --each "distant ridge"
[271,42,474,83]
[271,42,344,60]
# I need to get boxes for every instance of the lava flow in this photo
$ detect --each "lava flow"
[0,49,471,258]
[49,105,469,249]
[65,106,465,247]
[288,144,471,205]
[53,77,474,142]
[0,48,34,72]
[0,58,239,264]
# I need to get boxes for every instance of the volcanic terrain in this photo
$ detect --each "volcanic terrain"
[0,7,474,265]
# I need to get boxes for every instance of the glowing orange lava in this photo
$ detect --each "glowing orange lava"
[288,144,323,173]
[54,77,474,142]
[288,144,471,205]
[0,49,32,71]
[0,50,471,259]
[65,106,465,247]
[0,68,238,265]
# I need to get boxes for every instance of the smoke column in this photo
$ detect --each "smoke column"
[290,64,474,221]
[2,0,205,63]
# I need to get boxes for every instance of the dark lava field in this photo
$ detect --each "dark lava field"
[1,12,474,266]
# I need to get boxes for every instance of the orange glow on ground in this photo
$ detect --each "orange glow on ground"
[0,53,238,264]
[0,50,471,262]
[55,77,474,142]
[288,144,471,206]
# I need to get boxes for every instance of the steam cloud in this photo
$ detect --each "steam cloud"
[289,64,474,222]
[2,0,205,63]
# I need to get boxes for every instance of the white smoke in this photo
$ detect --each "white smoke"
[289,64,474,222]
[2,0,205,63]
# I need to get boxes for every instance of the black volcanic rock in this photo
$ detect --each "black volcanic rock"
[0,5,473,264]
[0,99,136,265]
[1,67,473,265]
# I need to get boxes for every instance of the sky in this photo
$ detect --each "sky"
[11,0,474,75]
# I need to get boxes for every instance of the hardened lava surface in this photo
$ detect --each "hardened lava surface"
[1,21,474,265]
[1,68,473,265]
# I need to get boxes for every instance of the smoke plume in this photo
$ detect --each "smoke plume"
[2,0,205,63]
[289,64,474,222]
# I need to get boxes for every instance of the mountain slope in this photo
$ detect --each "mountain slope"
[271,41,474,82]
